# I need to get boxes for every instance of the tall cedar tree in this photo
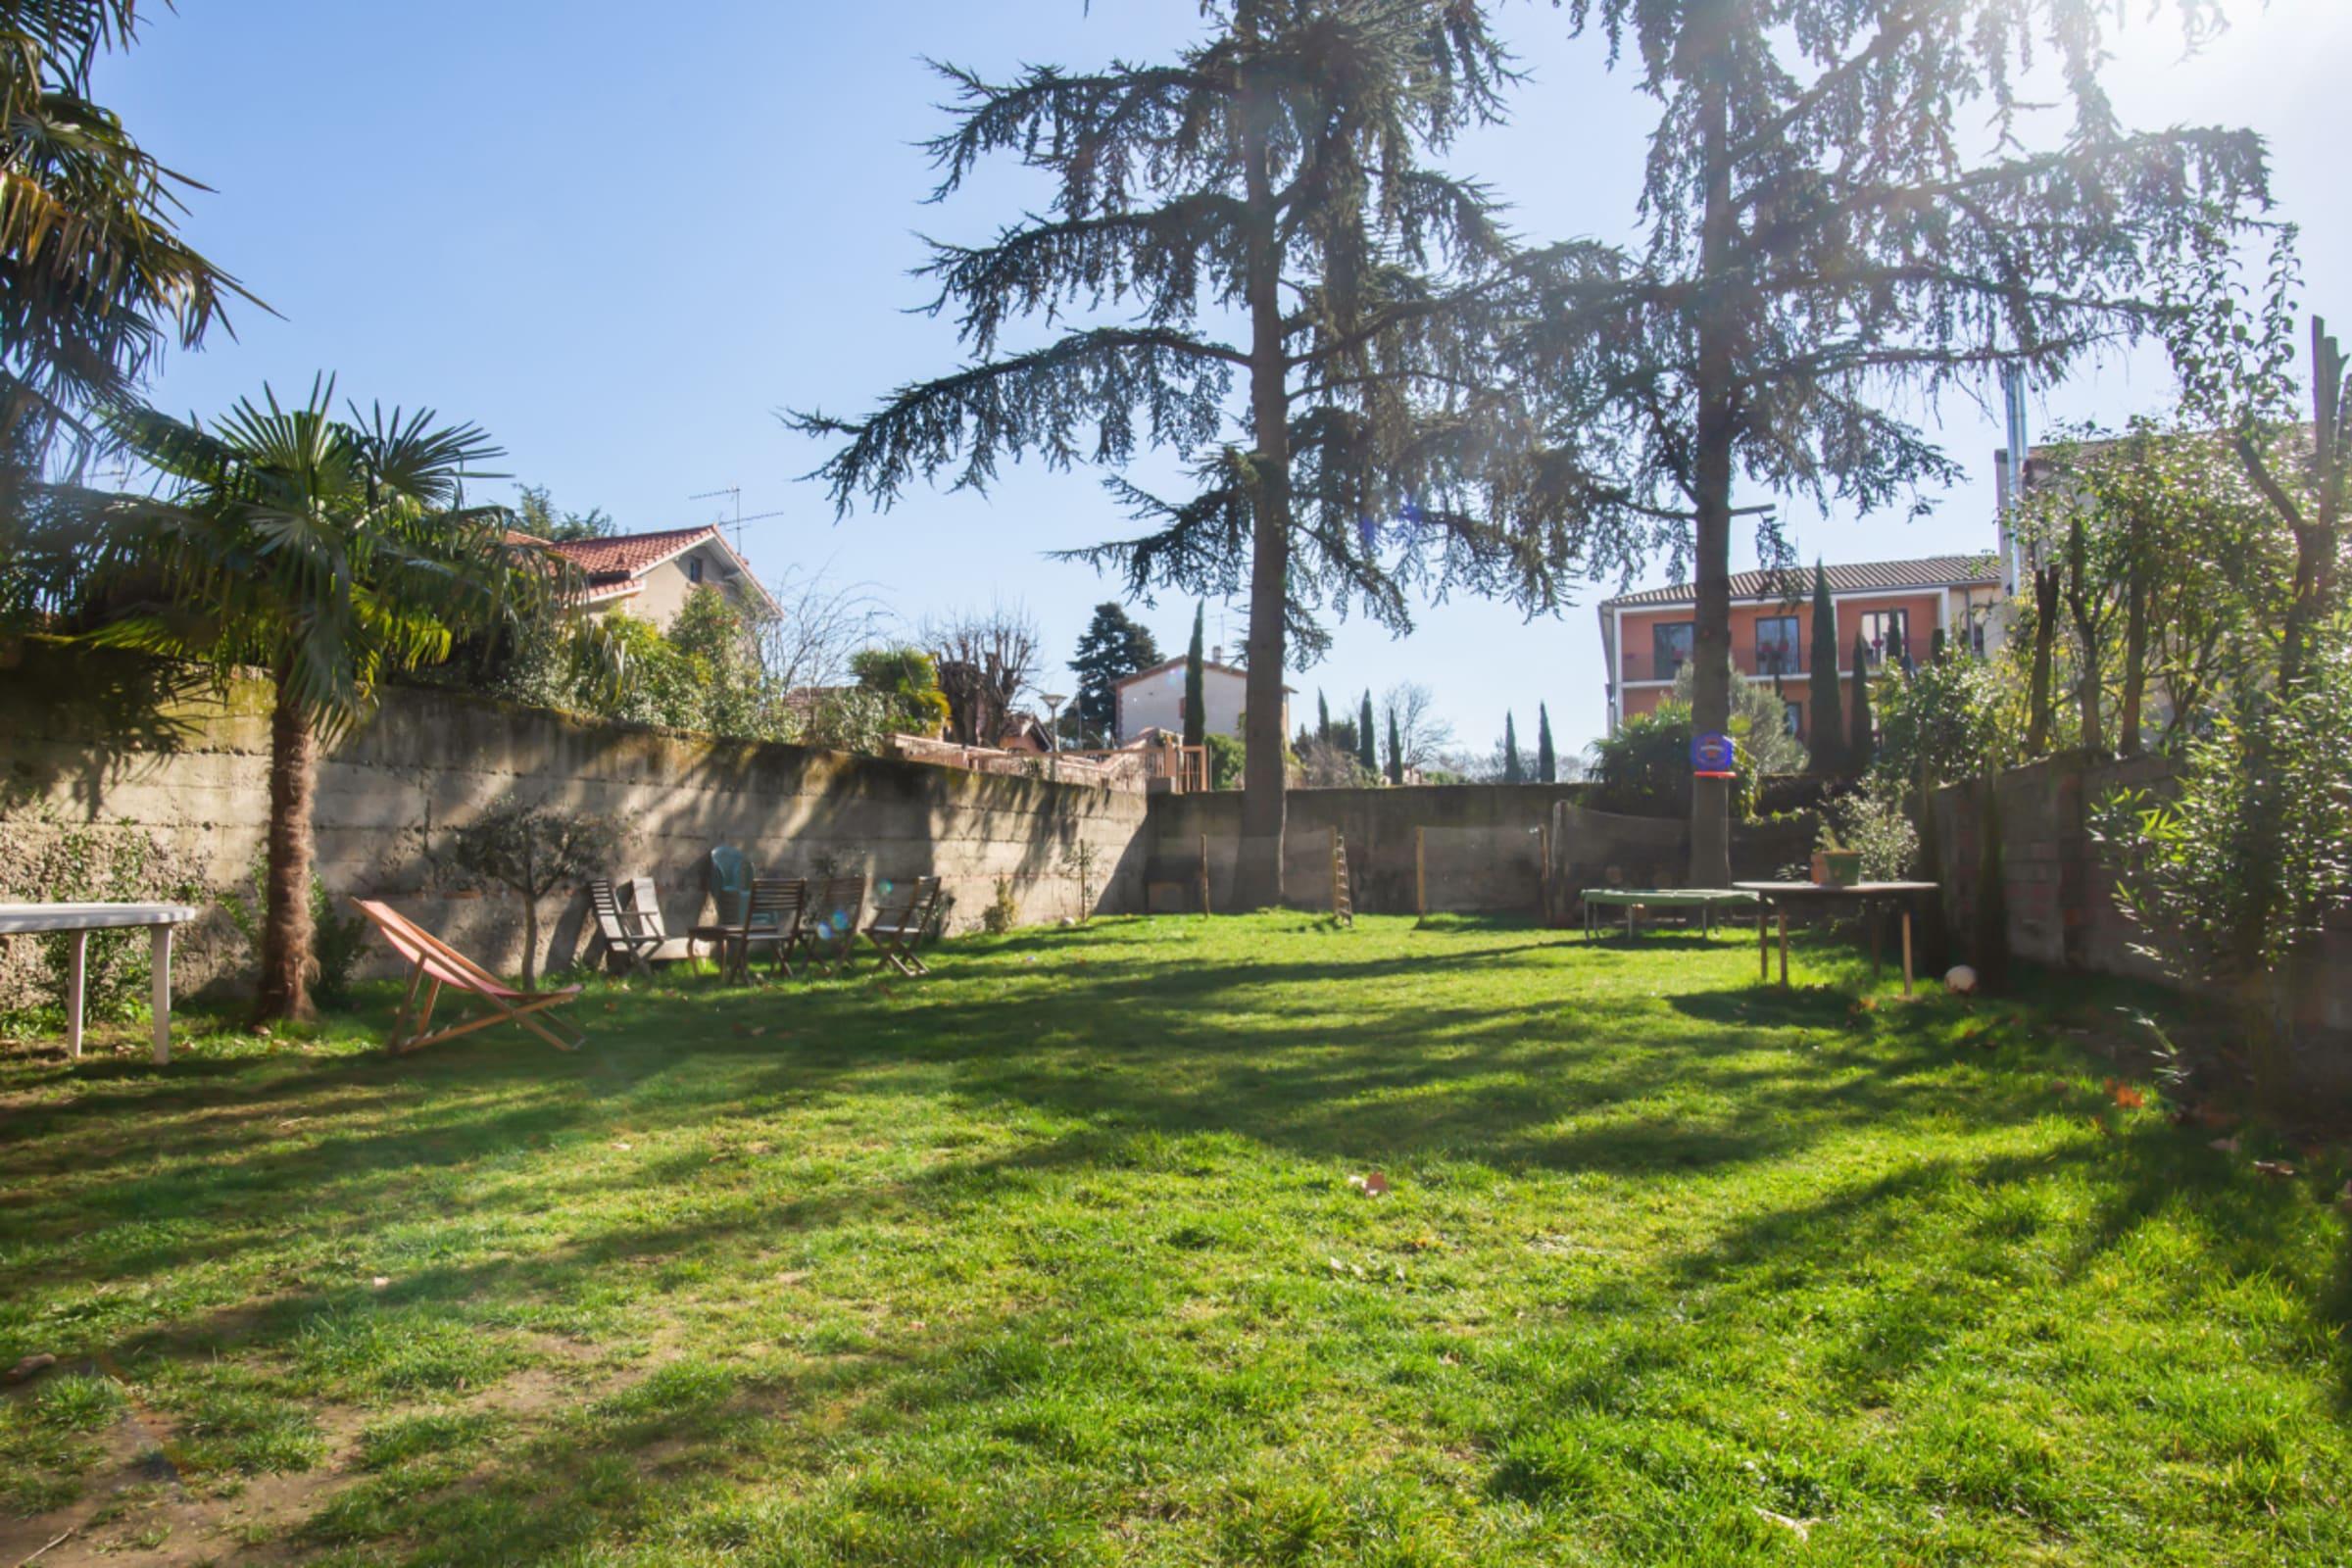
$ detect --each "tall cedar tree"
[791,4,1612,907]
[1182,603,1207,752]
[1502,711,1525,784]
[1356,691,1378,774]
[1536,703,1556,783]
[1847,632,1875,775]
[1523,0,2269,884]
[1069,602,1162,742]
[1386,708,1404,784]
[1805,563,1841,773]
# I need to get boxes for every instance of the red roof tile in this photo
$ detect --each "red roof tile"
[1599,554,1998,611]
[544,525,718,582]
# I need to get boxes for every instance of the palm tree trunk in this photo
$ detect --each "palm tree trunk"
[254,672,318,1023]
[1233,85,1291,911]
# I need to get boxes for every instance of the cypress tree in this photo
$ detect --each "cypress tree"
[1536,704,1557,784]
[1316,690,1331,744]
[1357,691,1378,775]
[1806,563,1842,775]
[1847,632,1874,775]
[1502,712,1525,784]
[1182,603,1206,753]
[1386,708,1403,785]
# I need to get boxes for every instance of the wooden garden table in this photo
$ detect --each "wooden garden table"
[0,903,201,1062]
[1731,881,1940,996]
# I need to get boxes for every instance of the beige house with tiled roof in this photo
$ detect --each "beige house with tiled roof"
[516,525,777,629]
[1596,554,2006,740]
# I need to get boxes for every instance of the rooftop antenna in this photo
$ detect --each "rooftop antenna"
[687,486,794,562]
[688,486,743,552]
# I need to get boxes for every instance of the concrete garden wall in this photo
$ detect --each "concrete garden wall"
[0,646,1148,1004]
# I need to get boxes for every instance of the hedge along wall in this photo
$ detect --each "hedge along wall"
[1931,753,2352,1092]
[0,645,1150,1008]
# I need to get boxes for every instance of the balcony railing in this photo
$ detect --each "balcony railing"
[1618,645,1808,684]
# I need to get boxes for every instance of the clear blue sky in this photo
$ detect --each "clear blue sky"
[102,0,2350,759]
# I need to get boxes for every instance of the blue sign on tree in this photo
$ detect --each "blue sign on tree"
[1690,731,1738,778]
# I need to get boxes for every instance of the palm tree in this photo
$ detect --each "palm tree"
[3,0,250,467]
[93,379,568,1021]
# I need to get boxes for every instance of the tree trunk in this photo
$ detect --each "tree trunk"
[1685,0,1739,889]
[2025,564,2061,755]
[2064,520,2104,755]
[2119,552,2148,757]
[1233,85,1291,910]
[254,674,318,1024]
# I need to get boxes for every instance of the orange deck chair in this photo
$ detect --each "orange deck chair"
[352,899,586,1055]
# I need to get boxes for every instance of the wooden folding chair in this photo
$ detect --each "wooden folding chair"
[791,874,866,977]
[717,876,808,983]
[352,899,586,1055]
[863,876,944,977]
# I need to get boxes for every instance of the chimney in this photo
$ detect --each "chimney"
[1210,645,1222,663]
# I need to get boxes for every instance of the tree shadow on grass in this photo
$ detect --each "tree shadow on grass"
[5,919,2346,1560]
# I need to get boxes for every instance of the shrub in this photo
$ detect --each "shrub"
[440,798,620,989]
[1203,732,1246,791]
[981,875,1020,935]
[1585,701,1752,819]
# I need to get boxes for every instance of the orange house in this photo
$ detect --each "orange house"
[1597,555,2005,744]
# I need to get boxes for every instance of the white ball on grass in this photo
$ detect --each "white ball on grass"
[1944,964,1979,995]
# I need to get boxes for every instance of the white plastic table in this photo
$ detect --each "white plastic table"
[0,903,201,1062]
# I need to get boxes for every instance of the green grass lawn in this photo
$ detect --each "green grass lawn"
[1,913,2346,1566]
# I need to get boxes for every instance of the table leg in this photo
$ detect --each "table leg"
[1871,903,1883,982]
[1626,906,1635,940]
[1757,906,1768,982]
[1902,908,1915,997]
[150,923,172,1065]
[1777,908,1789,988]
[65,929,88,1059]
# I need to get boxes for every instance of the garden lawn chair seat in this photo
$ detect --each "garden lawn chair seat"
[864,876,944,977]
[716,876,808,984]
[588,877,692,974]
[792,874,866,977]
[352,899,585,1056]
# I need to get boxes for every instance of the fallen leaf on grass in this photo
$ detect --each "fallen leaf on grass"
[7,1351,57,1383]
[1754,1507,1816,1541]
[612,1140,633,1152]
[2251,1159,2297,1179]
[2103,1079,2145,1109]
[2210,1136,2240,1153]
[1348,1171,1392,1198]
[370,1276,390,1290]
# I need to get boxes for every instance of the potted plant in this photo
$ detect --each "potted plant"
[1811,827,1862,888]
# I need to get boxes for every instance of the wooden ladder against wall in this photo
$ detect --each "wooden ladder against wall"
[1331,831,1354,927]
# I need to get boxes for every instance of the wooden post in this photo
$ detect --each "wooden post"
[1414,828,1426,920]
[1777,908,1789,988]
[1901,906,1915,997]
[1538,822,1552,924]
[66,929,86,1059]
[1331,830,1342,921]
[1199,833,1211,917]
[1757,906,1768,982]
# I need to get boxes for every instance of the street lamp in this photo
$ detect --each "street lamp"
[1041,693,1069,754]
